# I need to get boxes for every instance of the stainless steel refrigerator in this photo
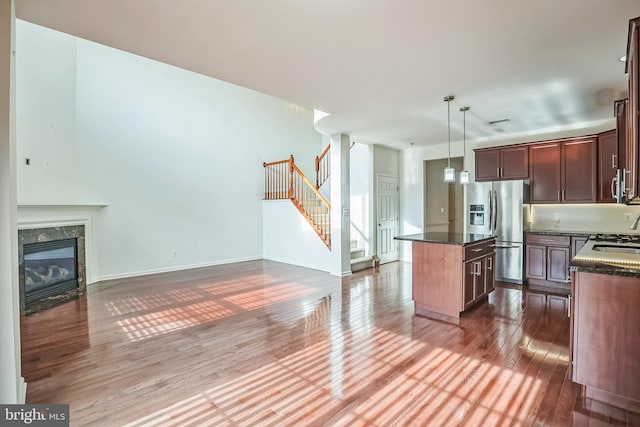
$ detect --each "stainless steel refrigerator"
[464,180,529,284]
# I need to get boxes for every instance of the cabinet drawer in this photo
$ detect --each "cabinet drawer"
[526,234,570,246]
[464,240,495,260]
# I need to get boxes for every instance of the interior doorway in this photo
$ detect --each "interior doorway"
[424,158,463,233]
[376,174,399,264]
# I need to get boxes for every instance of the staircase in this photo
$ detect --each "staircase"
[263,155,331,248]
[263,145,375,273]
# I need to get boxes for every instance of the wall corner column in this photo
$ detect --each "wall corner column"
[0,0,23,404]
[329,134,351,276]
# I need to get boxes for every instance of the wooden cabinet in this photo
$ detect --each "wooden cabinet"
[463,247,494,310]
[529,143,561,203]
[623,18,640,203]
[529,138,596,204]
[484,253,495,294]
[571,236,588,258]
[597,130,618,203]
[573,271,640,407]
[525,233,571,293]
[475,146,528,181]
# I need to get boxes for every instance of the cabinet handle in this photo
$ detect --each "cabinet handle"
[567,295,572,318]
[471,248,483,252]
[562,190,565,200]
[539,238,555,242]
[497,167,500,177]
[557,190,561,201]
[612,154,617,169]
[488,257,493,270]
[611,175,617,199]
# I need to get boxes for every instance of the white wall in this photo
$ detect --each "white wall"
[16,21,82,204]
[263,201,331,271]
[16,21,322,281]
[350,143,372,254]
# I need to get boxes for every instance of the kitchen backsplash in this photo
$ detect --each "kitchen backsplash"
[528,204,640,234]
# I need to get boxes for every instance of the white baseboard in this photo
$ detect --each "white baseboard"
[93,256,263,283]
[262,256,330,273]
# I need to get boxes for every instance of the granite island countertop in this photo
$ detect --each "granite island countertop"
[394,232,495,246]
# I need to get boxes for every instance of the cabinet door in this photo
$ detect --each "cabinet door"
[547,246,570,283]
[500,146,529,179]
[571,236,588,259]
[597,130,618,203]
[573,272,640,401]
[530,143,561,203]
[615,99,628,169]
[473,260,485,300]
[626,21,639,201]
[526,244,547,280]
[562,139,596,203]
[463,261,476,307]
[475,149,500,181]
[484,254,495,294]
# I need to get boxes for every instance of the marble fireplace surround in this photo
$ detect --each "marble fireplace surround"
[18,225,87,315]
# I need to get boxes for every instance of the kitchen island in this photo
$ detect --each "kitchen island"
[395,232,496,324]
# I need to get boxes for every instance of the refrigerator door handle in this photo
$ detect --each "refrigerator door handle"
[488,190,493,233]
[492,190,498,233]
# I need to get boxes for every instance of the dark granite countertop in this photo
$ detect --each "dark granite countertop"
[526,229,592,237]
[570,238,640,277]
[569,260,640,277]
[394,232,495,246]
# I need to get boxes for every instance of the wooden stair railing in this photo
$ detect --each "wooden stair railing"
[314,141,355,189]
[315,144,331,189]
[264,155,331,248]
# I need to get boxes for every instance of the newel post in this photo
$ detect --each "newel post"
[315,155,320,189]
[288,155,294,199]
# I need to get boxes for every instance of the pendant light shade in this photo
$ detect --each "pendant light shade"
[443,95,455,183]
[460,106,470,184]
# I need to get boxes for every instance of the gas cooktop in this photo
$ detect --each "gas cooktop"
[589,234,640,244]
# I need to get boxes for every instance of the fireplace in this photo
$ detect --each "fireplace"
[19,225,87,315]
[23,238,78,305]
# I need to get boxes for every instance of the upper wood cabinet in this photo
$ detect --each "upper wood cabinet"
[529,138,596,204]
[474,146,528,181]
[624,18,640,202]
[597,129,617,203]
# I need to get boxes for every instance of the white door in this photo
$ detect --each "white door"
[377,174,399,264]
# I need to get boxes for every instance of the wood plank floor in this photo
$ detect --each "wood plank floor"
[21,260,639,426]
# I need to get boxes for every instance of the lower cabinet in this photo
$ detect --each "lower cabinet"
[525,234,571,293]
[463,253,494,309]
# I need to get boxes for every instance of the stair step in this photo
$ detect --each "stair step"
[351,256,374,272]
[350,248,365,259]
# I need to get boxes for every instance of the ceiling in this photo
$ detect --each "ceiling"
[15,0,640,149]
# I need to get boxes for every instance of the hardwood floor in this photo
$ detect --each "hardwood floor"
[20,260,639,426]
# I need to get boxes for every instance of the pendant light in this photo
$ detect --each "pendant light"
[459,106,470,184]
[443,95,455,182]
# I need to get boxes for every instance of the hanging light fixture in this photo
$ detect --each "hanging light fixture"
[459,106,470,184]
[443,95,455,182]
